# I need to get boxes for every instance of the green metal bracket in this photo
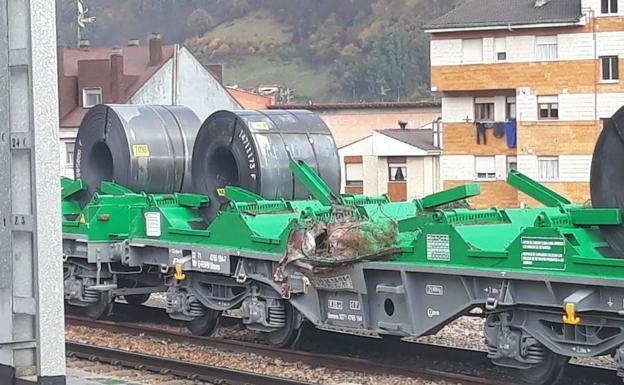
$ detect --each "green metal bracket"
[507,170,570,207]
[175,193,210,208]
[61,178,86,200]
[100,181,135,195]
[419,183,481,209]
[289,159,339,206]
[225,186,264,203]
[341,194,390,205]
[569,208,622,226]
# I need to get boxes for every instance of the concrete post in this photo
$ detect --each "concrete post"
[0,0,65,384]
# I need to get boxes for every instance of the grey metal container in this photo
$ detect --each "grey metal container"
[192,109,341,219]
[75,104,201,198]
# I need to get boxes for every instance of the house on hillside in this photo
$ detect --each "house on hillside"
[269,102,441,148]
[339,124,442,201]
[425,0,624,208]
[58,33,241,178]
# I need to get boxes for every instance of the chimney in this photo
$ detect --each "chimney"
[398,120,408,130]
[149,32,162,66]
[110,47,124,101]
[79,39,90,50]
[57,46,64,75]
[534,0,552,7]
[127,38,140,47]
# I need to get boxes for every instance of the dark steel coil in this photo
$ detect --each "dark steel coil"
[192,109,341,219]
[590,106,624,256]
[75,104,201,199]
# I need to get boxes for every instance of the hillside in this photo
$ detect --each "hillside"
[56,0,464,102]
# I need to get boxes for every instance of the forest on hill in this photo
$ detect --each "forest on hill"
[56,0,463,102]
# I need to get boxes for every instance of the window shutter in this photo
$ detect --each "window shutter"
[345,163,363,182]
[462,39,483,63]
[538,95,558,104]
[476,157,496,174]
[495,37,506,52]
[536,35,557,45]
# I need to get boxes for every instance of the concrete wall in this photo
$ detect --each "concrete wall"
[175,47,240,120]
[406,157,440,199]
[131,60,174,105]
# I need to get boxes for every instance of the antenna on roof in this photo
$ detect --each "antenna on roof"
[76,0,96,48]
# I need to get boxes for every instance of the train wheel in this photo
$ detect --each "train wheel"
[123,293,151,305]
[188,308,221,336]
[263,302,302,348]
[518,350,568,385]
[83,294,114,320]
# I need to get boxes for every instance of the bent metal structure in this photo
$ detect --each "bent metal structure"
[63,105,624,384]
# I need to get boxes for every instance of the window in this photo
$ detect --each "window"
[506,97,516,120]
[536,36,557,61]
[475,156,496,180]
[475,99,494,121]
[538,157,559,181]
[601,56,619,81]
[345,163,363,186]
[538,96,558,120]
[462,38,483,64]
[388,159,407,182]
[65,142,75,165]
[602,0,618,14]
[507,156,517,173]
[82,87,102,108]
[495,37,507,61]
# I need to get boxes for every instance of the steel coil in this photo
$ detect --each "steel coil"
[75,104,201,199]
[192,109,341,219]
[590,106,624,256]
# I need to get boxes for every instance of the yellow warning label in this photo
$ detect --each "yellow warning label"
[79,214,86,224]
[250,121,270,131]
[132,144,150,157]
[217,188,226,197]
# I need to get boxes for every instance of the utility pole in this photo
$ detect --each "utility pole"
[0,0,66,384]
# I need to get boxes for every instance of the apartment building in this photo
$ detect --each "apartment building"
[425,0,624,208]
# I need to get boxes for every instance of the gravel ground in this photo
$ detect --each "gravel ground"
[67,357,210,385]
[66,325,459,385]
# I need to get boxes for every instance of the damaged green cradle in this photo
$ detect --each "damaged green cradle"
[61,159,624,280]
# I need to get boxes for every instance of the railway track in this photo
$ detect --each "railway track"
[66,303,621,385]
[66,315,522,385]
[66,341,312,385]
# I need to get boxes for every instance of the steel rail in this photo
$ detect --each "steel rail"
[66,341,313,385]
[66,316,511,385]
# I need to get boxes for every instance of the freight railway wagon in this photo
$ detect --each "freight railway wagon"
[63,104,624,384]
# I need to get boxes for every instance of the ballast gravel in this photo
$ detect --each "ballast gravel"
[66,325,458,385]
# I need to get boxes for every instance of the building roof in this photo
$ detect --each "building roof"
[268,101,440,111]
[227,87,275,109]
[376,129,440,151]
[59,44,174,128]
[424,0,582,32]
